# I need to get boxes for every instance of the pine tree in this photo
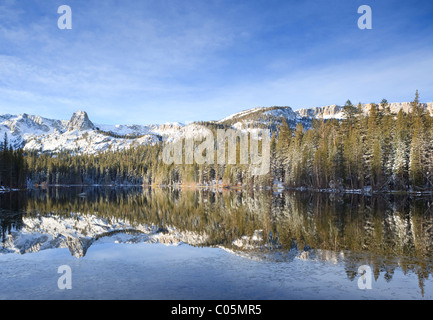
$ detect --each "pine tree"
[275,118,291,183]
[365,103,384,189]
[380,99,394,185]
[409,111,426,188]
[392,110,410,189]
[343,100,358,128]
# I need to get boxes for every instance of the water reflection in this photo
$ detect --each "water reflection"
[1,187,433,294]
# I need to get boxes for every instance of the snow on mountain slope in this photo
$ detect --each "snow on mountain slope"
[296,104,344,119]
[0,111,180,154]
[23,128,161,154]
[1,101,432,154]
[263,107,298,121]
[296,102,433,119]
[67,110,95,131]
[0,113,67,148]
[218,106,297,124]
[218,106,304,133]
[218,107,268,123]
[0,110,215,154]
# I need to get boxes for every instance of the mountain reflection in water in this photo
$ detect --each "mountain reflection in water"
[1,187,433,295]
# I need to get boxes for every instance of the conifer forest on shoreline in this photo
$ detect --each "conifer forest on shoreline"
[2,91,433,195]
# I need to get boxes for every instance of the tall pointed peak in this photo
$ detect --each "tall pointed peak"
[68,110,95,131]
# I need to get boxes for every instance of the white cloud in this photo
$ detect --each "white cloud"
[0,0,432,125]
[179,49,433,121]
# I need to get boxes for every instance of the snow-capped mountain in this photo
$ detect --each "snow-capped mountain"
[67,110,95,131]
[216,102,433,131]
[0,110,182,154]
[1,101,432,154]
[217,106,304,132]
[296,102,433,119]
[218,106,298,123]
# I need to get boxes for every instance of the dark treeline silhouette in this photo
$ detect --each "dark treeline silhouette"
[2,90,433,193]
[0,133,26,189]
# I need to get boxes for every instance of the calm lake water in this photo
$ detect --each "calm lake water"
[1,187,433,300]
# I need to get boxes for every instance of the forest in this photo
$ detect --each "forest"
[2,91,433,193]
[0,133,26,189]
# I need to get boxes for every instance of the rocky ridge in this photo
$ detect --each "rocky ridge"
[1,101,432,154]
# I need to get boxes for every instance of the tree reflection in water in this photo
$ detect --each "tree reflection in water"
[1,187,433,294]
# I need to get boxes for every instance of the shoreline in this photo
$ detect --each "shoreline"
[3,183,433,197]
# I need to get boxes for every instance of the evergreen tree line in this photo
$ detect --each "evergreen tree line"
[0,133,26,189]
[25,143,159,186]
[24,140,271,187]
[2,91,433,192]
[272,91,433,191]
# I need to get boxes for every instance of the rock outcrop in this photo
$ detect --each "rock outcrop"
[67,110,95,131]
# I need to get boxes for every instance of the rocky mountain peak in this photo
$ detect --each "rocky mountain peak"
[67,110,95,131]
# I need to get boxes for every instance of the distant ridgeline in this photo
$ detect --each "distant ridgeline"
[95,128,159,140]
[2,91,433,192]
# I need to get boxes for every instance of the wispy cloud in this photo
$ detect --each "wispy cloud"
[180,49,433,120]
[0,0,432,124]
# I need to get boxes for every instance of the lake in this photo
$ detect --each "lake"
[1,187,433,300]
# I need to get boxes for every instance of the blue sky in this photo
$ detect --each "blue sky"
[0,0,432,125]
